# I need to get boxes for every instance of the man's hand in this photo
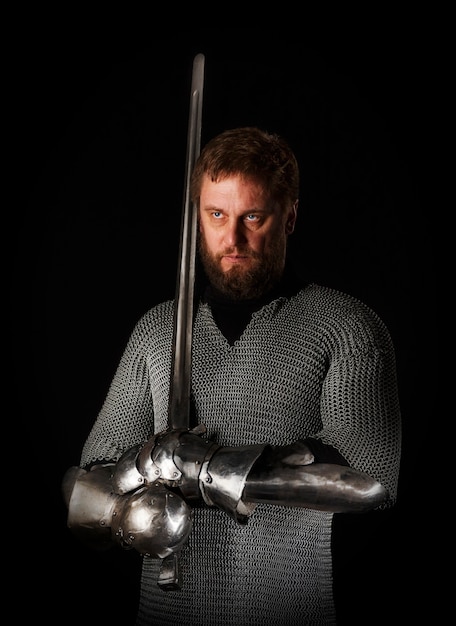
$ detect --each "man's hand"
[63,464,193,558]
[136,425,221,499]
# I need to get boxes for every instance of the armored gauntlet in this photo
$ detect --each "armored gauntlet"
[129,425,267,523]
[62,463,192,558]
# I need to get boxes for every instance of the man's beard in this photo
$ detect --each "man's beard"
[198,233,287,301]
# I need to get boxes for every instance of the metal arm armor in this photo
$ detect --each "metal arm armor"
[133,425,267,523]
[133,426,388,521]
[62,463,192,558]
[244,456,388,513]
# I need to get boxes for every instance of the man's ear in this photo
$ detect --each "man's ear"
[285,200,298,235]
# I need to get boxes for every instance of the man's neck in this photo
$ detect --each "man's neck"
[202,266,304,345]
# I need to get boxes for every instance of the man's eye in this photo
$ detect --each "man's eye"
[246,214,258,222]
[212,211,222,218]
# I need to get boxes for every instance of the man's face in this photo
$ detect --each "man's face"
[198,174,296,300]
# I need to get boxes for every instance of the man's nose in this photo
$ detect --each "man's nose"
[223,219,246,247]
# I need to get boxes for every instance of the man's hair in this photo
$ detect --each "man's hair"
[190,127,299,211]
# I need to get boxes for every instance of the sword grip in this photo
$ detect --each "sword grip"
[158,553,182,591]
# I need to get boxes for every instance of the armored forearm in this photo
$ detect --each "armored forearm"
[244,458,387,513]
[63,424,387,559]
[128,425,388,521]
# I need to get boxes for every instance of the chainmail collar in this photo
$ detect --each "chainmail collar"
[201,265,305,345]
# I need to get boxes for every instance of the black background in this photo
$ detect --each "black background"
[11,33,434,623]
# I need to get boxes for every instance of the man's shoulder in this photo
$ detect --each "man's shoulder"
[297,284,391,349]
[132,299,175,335]
[295,284,385,329]
[297,283,365,310]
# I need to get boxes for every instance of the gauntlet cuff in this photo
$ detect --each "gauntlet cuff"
[200,443,268,523]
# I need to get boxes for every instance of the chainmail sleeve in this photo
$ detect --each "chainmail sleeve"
[79,300,175,467]
[307,286,402,507]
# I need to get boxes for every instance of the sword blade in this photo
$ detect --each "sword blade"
[168,53,205,430]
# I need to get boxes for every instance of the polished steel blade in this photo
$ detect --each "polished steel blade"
[168,54,205,428]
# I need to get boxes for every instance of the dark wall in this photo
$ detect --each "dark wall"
[11,34,433,624]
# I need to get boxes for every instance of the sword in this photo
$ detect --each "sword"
[158,52,205,591]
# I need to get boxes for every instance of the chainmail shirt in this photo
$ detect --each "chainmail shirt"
[80,283,401,625]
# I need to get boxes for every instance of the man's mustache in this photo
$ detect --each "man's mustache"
[217,247,260,260]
